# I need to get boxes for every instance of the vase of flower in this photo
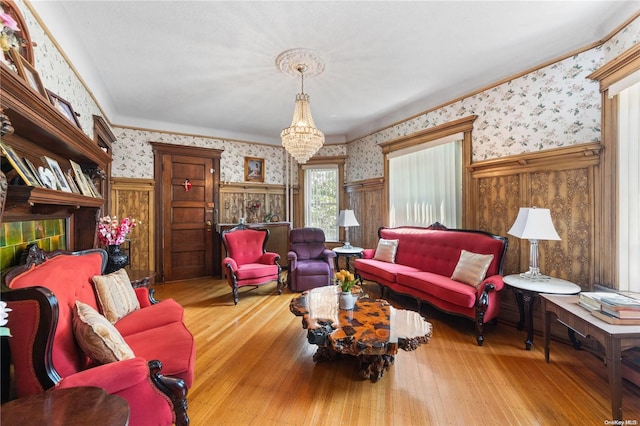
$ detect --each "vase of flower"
[105,244,129,274]
[335,269,358,310]
[98,215,139,273]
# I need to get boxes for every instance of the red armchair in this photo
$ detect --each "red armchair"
[221,224,282,304]
[1,246,194,426]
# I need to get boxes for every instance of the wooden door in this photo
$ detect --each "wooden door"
[152,143,223,282]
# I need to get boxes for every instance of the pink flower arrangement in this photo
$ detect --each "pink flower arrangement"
[98,215,139,246]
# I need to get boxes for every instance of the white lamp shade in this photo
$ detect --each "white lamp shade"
[508,207,560,240]
[337,210,359,227]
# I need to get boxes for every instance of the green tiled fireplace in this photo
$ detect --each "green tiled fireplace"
[0,219,67,272]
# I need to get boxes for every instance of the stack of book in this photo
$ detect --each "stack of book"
[578,292,640,324]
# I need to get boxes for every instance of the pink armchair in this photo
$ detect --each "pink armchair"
[1,246,194,426]
[221,224,282,304]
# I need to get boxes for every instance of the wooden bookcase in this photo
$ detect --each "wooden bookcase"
[0,62,111,250]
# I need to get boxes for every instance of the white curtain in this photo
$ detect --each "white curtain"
[617,80,640,292]
[389,139,462,228]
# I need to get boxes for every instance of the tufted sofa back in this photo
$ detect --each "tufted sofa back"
[222,227,269,265]
[379,226,507,278]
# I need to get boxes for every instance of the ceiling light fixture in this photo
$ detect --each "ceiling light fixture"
[277,49,325,164]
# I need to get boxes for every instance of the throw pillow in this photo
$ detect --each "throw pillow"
[92,268,140,324]
[451,250,495,288]
[72,300,135,364]
[373,239,400,263]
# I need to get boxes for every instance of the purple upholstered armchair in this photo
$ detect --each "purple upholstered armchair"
[287,228,336,292]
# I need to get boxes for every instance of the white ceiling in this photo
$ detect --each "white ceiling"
[29,1,640,145]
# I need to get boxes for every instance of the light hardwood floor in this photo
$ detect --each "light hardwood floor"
[153,278,640,425]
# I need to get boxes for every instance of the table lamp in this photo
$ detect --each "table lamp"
[508,207,560,280]
[337,209,359,249]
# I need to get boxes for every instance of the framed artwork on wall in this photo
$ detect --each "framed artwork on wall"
[46,90,82,129]
[244,157,264,183]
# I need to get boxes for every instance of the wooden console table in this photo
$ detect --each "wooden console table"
[541,294,640,421]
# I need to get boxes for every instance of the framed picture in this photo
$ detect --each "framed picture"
[37,166,56,189]
[64,170,80,194]
[46,90,82,129]
[9,49,47,99]
[69,159,93,197]
[42,156,72,193]
[244,157,264,183]
[0,141,40,186]
[23,157,44,187]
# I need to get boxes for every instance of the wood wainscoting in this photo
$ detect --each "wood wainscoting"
[110,177,155,271]
[219,182,286,224]
[344,178,385,250]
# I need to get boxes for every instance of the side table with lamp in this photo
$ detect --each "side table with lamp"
[334,210,363,272]
[505,207,581,350]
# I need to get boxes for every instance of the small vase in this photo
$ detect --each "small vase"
[339,291,356,310]
[105,245,129,274]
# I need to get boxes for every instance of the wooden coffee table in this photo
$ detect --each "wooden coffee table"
[290,285,433,381]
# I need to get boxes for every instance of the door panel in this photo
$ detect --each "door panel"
[153,143,222,282]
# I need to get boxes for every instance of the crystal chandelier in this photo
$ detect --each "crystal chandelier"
[280,65,324,164]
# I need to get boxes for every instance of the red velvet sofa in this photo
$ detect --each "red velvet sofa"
[1,246,195,425]
[354,224,508,345]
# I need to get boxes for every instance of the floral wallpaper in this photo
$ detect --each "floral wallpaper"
[346,15,640,183]
[14,0,103,140]
[113,127,346,185]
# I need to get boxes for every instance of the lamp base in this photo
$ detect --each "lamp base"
[519,269,551,281]
[342,242,353,249]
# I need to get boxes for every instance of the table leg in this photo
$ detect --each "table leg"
[522,291,536,350]
[605,336,623,421]
[345,256,351,272]
[334,256,339,274]
[542,301,551,363]
[515,291,525,331]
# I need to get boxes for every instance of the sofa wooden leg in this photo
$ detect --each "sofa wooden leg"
[149,360,189,426]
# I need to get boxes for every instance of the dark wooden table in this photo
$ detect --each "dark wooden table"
[1,386,130,425]
[541,294,640,422]
[290,285,432,381]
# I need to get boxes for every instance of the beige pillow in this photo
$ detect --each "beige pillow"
[92,269,140,324]
[373,239,400,263]
[451,250,495,288]
[72,301,135,364]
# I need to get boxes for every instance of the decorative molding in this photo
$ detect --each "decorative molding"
[469,142,602,177]
[588,42,640,90]
[276,48,325,78]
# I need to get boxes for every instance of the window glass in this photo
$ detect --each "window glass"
[304,167,339,241]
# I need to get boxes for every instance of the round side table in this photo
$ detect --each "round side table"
[503,274,581,350]
[332,246,363,273]
[1,386,129,425]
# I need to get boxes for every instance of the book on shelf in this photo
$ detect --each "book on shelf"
[600,294,640,310]
[591,309,640,325]
[578,292,612,311]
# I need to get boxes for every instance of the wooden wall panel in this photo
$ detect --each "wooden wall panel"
[219,183,286,224]
[529,168,592,287]
[469,143,600,289]
[476,174,522,276]
[345,178,384,250]
[111,178,155,271]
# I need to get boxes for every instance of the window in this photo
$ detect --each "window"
[304,166,339,241]
[388,134,462,228]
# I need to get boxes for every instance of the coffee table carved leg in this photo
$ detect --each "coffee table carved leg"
[312,345,342,363]
[358,355,395,382]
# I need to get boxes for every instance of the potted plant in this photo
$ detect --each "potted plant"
[335,269,358,310]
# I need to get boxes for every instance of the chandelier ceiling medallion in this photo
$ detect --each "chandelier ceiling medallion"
[277,48,325,164]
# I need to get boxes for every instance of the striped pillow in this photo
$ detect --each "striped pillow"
[73,301,135,364]
[451,250,494,288]
[92,268,140,324]
[373,239,399,263]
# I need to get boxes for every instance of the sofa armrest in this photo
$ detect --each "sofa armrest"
[477,275,504,295]
[362,248,376,259]
[321,249,336,262]
[259,252,280,265]
[56,357,153,394]
[222,257,238,271]
[134,287,155,308]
